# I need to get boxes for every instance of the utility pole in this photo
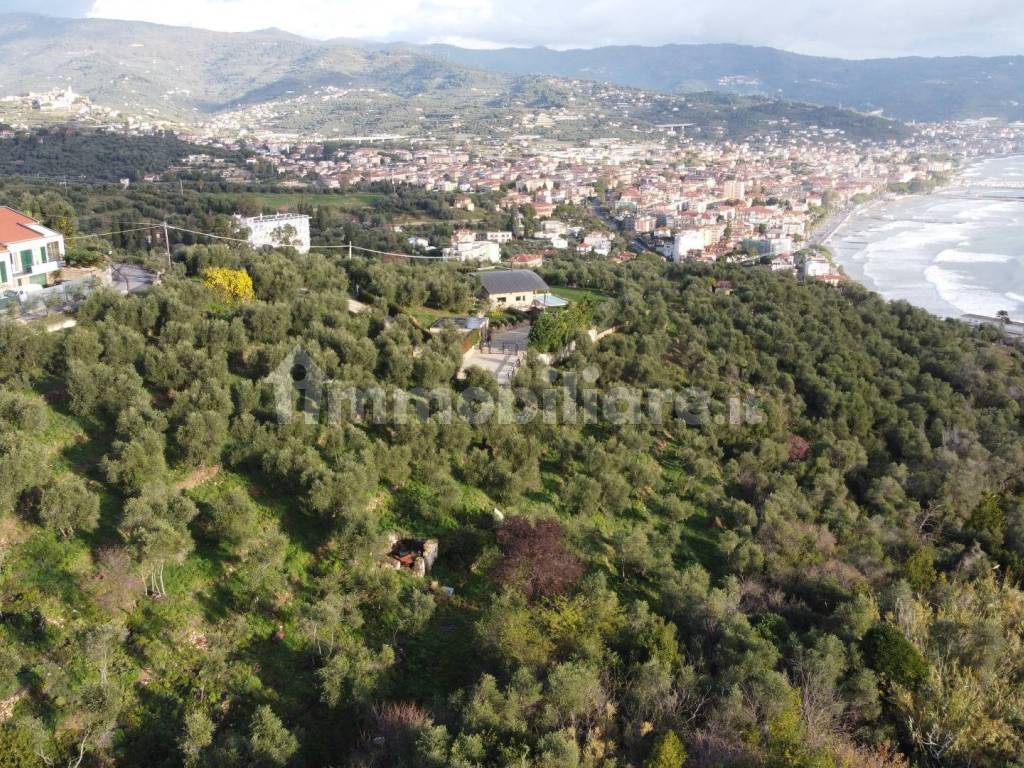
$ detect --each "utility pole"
[162,222,171,268]
[347,242,353,260]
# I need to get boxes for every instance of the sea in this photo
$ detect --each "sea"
[829,155,1024,320]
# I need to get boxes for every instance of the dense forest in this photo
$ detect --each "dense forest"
[0,128,244,183]
[1,231,1024,768]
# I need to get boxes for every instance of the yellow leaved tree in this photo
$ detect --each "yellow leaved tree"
[203,267,255,305]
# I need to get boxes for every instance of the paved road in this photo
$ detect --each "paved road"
[808,205,857,247]
[460,324,530,386]
[484,325,530,354]
[110,263,159,294]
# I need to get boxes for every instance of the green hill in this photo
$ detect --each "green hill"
[0,224,1023,765]
[422,42,1024,121]
[0,14,907,140]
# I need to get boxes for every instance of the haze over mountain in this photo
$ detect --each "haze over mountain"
[421,43,1024,122]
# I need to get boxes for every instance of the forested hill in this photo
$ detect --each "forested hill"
[0,128,239,182]
[1,248,1023,767]
[0,15,906,140]
[422,43,1024,122]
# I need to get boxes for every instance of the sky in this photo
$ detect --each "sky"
[2,0,1024,58]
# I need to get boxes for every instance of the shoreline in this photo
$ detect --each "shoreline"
[824,153,1024,322]
[821,152,1019,248]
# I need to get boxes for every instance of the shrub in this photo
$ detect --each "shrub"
[203,267,255,305]
[493,516,583,601]
[861,624,928,687]
[645,731,688,768]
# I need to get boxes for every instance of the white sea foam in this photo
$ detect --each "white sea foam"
[928,200,1019,222]
[923,265,1007,317]
[934,249,1013,264]
[833,159,1024,318]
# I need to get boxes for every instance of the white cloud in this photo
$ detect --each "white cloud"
[84,0,1024,57]
[87,0,493,42]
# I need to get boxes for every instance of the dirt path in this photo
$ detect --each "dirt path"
[175,464,222,491]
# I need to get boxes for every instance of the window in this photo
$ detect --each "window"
[497,296,507,304]
[39,245,48,262]
[516,295,526,302]
[0,261,6,285]
[19,250,32,272]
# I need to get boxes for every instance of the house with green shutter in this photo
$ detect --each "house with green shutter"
[0,206,66,291]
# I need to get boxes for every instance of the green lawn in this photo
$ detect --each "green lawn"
[402,304,451,328]
[213,191,385,211]
[549,286,611,304]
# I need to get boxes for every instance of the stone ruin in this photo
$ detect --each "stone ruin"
[382,534,438,578]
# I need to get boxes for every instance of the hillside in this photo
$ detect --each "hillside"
[422,42,1024,121]
[0,14,506,117]
[0,14,907,141]
[1,225,1023,766]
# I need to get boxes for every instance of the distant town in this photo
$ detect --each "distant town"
[4,86,1024,289]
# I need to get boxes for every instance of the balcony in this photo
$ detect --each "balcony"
[32,259,63,276]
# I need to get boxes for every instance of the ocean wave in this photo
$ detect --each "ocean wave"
[924,265,1024,317]
[934,249,1014,264]
[928,201,1020,221]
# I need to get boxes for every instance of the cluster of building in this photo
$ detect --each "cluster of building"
[177,120,1023,283]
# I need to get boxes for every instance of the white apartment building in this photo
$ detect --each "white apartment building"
[802,256,833,278]
[672,230,705,261]
[722,179,747,199]
[443,240,501,263]
[238,213,311,254]
[0,207,66,291]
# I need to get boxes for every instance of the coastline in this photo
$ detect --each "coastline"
[823,154,1024,321]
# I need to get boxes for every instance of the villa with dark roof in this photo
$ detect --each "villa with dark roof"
[476,269,567,310]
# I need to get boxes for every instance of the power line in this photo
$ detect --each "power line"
[164,224,250,244]
[67,221,465,263]
[163,224,453,261]
[311,243,452,260]
[65,225,160,241]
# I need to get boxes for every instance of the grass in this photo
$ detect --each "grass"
[393,207,487,225]
[549,286,611,304]
[401,304,451,328]
[211,191,385,211]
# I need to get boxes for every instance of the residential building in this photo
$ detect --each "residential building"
[802,256,833,278]
[477,270,563,310]
[238,213,311,254]
[579,233,613,257]
[672,230,705,261]
[509,253,544,269]
[444,241,501,263]
[0,207,66,291]
[722,179,747,199]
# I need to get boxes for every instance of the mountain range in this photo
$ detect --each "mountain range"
[420,43,1024,122]
[1,12,1017,139]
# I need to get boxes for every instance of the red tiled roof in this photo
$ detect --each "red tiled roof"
[0,207,47,248]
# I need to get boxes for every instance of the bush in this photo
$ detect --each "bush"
[38,476,100,537]
[645,731,687,768]
[203,267,255,305]
[493,517,583,601]
[861,624,928,687]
